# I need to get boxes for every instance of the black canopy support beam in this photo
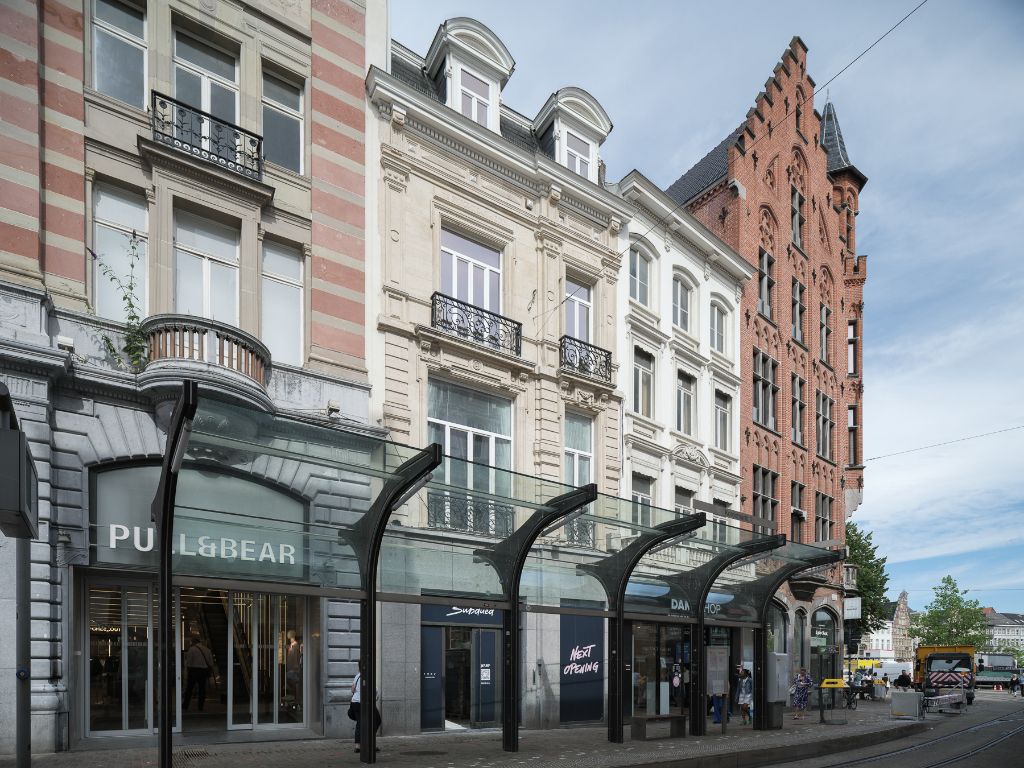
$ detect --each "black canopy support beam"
[152,380,199,768]
[752,549,842,730]
[468,482,597,753]
[357,443,443,764]
[578,513,708,743]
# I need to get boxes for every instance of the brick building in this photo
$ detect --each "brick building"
[664,37,867,681]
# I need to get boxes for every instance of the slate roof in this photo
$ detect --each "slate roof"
[388,52,542,155]
[883,600,898,619]
[820,101,866,185]
[664,125,744,206]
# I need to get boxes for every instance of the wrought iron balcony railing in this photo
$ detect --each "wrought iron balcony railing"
[151,92,263,181]
[430,292,522,356]
[559,335,612,384]
[427,491,514,538]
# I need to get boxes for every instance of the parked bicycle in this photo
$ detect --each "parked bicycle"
[843,685,859,710]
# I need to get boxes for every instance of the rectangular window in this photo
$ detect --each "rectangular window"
[710,305,726,354]
[714,391,731,451]
[564,278,592,343]
[752,465,778,534]
[820,303,832,363]
[752,350,778,431]
[459,68,490,127]
[758,249,775,319]
[816,391,834,461]
[672,277,689,331]
[262,72,303,173]
[629,249,650,306]
[566,131,591,179]
[427,379,513,535]
[93,184,148,322]
[675,487,694,514]
[791,375,805,445]
[848,406,858,466]
[791,481,805,543]
[173,209,239,324]
[676,371,695,435]
[261,241,303,366]
[791,186,805,248]
[440,229,501,312]
[633,348,654,417]
[92,0,146,108]
[174,31,239,163]
[815,493,833,543]
[792,279,805,343]
[631,474,653,528]
[711,500,732,544]
[564,412,594,546]
[848,320,858,375]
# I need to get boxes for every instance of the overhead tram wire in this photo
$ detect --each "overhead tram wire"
[603,0,932,280]
[864,424,1023,462]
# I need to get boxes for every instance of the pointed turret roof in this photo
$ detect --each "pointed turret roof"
[820,101,867,187]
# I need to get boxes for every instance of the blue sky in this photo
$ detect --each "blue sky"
[390,0,1024,613]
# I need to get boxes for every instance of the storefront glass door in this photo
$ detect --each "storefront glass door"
[631,622,691,717]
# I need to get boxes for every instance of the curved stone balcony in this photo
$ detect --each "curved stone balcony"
[138,314,272,408]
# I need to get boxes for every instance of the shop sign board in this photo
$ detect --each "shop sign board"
[560,614,604,722]
[421,604,503,626]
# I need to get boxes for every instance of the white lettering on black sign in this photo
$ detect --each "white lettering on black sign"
[563,643,600,675]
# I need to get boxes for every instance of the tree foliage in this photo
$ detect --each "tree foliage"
[910,575,989,647]
[845,522,890,635]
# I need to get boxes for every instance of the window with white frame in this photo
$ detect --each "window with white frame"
[676,371,695,435]
[458,68,490,127]
[791,186,805,248]
[792,279,805,343]
[261,240,303,366]
[848,320,858,375]
[565,131,592,179]
[710,303,727,354]
[440,229,502,312]
[820,303,832,363]
[791,482,805,544]
[816,390,834,461]
[262,72,303,173]
[672,276,690,331]
[92,0,146,108]
[848,406,858,466]
[714,390,731,451]
[174,31,239,162]
[564,412,595,546]
[752,350,778,431]
[631,474,653,527]
[815,492,833,542]
[564,278,592,342]
[758,249,775,319]
[675,487,694,514]
[93,184,147,322]
[629,248,651,306]
[633,348,654,417]
[752,465,778,534]
[791,374,805,445]
[711,499,733,543]
[174,209,239,324]
[427,379,513,535]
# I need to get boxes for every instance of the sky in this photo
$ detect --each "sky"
[390,0,1024,613]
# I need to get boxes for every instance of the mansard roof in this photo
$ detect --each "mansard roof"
[664,125,744,206]
[820,101,867,187]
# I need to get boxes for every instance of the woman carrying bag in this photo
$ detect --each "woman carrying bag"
[349,661,382,754]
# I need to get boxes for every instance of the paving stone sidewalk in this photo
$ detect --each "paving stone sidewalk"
[0,699,922,768]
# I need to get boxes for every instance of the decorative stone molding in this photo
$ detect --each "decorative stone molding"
[548,184,562,206]
[391,104,407,129]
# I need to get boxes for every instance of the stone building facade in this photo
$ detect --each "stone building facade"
[664,37,868,680]
[0,0,381,753]
[365,17,631,734]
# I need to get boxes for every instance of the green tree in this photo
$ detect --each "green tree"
[910,575,989,647]
[845,522,890,635]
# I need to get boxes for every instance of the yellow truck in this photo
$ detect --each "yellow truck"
[914,645,976,707]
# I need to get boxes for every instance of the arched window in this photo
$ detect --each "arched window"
[672,276,690,331]
[629,246,652,306]
[710,302,728,354]
[811,608,838,685]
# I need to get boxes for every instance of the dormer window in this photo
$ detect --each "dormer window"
[459,68,490,127]
[565,131,591,179]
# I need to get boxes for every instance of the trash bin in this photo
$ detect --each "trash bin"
[818,679,848,725]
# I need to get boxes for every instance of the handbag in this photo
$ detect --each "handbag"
[788,685,796,695]
[347,702,358,721]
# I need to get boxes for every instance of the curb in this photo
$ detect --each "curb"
[629,722,930,768]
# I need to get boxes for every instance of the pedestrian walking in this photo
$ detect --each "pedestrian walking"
[792,668,814,720]
[350,661,382,754]
[1010,673,1020,697]
[738,668,753,724]
[182,636,215,712]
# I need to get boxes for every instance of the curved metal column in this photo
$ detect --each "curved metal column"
[470,482,597,753]
[152,380,199,768]
[578,513,707,743]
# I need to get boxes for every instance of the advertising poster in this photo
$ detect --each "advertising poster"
[707,646,729,696]
[559,614,604,722]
